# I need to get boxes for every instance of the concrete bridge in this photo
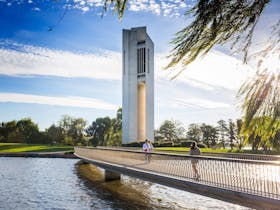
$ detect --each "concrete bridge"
[74,147,280,209]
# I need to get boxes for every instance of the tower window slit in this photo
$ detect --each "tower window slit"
[137,47,146,75]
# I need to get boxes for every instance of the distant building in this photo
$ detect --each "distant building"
[122,27,154,144]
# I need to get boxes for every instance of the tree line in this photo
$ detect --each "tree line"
[155,118,280,151]
[0,108,122,146]
[1,108,279,151]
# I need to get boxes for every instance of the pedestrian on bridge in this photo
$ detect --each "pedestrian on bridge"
[189,142,201,180]
[143,139,153,163]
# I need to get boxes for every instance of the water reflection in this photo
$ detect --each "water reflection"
[75,161,160,210]
[75,161,251,210]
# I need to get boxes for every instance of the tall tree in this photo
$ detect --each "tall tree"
[107,107,122,146]
[46,124,65,144]
[87,117,111,146]
[236,119,244,150]
[186,123,202,142]
[217,120,228,149]
[58,115,87,145]
[17,118,40,144]
[157,120,185,145]
[228,119,236,150]
[200,123,218,147]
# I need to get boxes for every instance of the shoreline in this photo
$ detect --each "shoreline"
[0,151,77,159]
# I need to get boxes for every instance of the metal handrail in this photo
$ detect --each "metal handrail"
[91,146,280,166]
[75,147,280,201]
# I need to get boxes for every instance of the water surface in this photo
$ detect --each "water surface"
[0,158,251,210]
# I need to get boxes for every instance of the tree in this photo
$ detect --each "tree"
[236,119,244,150]
[58,115,87,145]
[227,119,236,150]
[16,118,40,144]
[238,70,280,145]
[157,120,185,145]
[217,120,228,149]
[0,121,18,143]
[186,123,202,142]
[68,118,87,145]
[46,124,65,144]
[107,107,122,146]
[243,116,280,151]
[86,117,111,146]
[200,123,218,147]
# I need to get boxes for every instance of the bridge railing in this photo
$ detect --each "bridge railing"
[74,147,280,200]
[97,146,280,161]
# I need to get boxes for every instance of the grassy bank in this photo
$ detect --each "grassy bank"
[0,143,73,153]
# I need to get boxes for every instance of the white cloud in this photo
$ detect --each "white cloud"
[32,7,40,11]
[154,51,255,91]
[81,6,89,12]
[0,41,255,92]
[0,41,121,80]
[0,93,117,110]
[174,97,231,109]
[50,0,191,17]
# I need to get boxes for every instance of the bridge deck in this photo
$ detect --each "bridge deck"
[74,147,280,209]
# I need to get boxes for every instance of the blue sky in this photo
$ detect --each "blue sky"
[0,0,279,130]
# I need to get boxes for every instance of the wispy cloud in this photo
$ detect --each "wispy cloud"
[174,97,231,109]
[0,92,117,110]
[155,51,255,91]
[0,0,191,17]
[0,41,121,80]
[0,41,254,92]
[73,0,191,17]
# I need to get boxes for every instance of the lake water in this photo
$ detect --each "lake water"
[0,157,251,210]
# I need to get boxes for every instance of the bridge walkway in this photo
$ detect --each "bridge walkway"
[74,147,280,210]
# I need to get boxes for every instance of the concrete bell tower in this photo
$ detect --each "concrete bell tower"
[122,27,154,144]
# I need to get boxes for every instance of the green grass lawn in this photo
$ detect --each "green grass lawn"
[0,143,73,153]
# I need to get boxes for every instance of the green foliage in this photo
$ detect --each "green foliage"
[238,71,280,140]
[236,119,244,150]
[167,0,270,72]
[155,120,185,145]
[58,115,87,145]
[0,118,41,144]
[228,119,236,150]
[200,123,218,147]
[186,123,202,142]
[86,107,122,146]
[217,120,228,149]
[242,116,280,151]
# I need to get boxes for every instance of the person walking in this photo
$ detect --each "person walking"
[143,139,153,163]
[189,142,201,179]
